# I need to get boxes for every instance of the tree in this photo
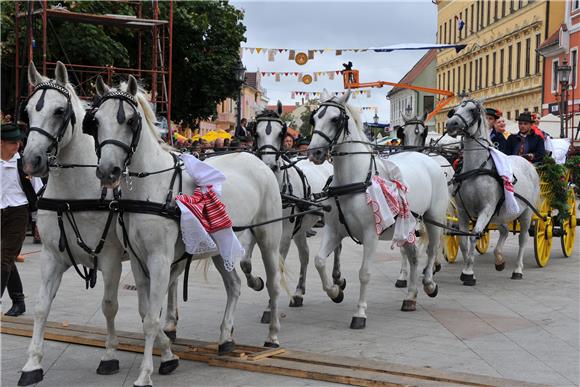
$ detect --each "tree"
[298,99,320,138]
[280,111,296,129]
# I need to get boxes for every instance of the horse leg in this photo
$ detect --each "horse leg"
[255,226,281,347]
[331,242,346,291]
[494,224,509,272]
[512,209,532,279]
[163,277,178,342]
[239,232,263,291]
[211,255,241,354]
[401,243,419,311]
[20,254,67,386]
[422,223,440,298]
[289,232,308,307]
[395,255,408,288]
[96,259,122,375]
[351,237,378,328]
[461,207,493,286]
[314,230,342,301]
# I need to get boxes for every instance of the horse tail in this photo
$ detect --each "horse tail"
[417,220,429,251]
[278,255,292,298]
[194,257,212,283]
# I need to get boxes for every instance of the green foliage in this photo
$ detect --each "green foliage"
[298,100,319,138]
[565,155,580,195]
[280,111,296,129]
[537,156,569,224]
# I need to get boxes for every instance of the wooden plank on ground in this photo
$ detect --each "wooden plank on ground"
[0,317,547,387]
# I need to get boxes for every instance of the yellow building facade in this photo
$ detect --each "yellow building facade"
[435,0,565,132]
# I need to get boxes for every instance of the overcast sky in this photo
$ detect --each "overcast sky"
[231,0,438,124]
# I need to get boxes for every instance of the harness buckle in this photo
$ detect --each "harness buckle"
[108,200,120,211]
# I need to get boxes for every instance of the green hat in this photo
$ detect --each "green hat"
[1,124,23,141]
[485,108,502,119]
[297,138,310,146]
[516,111,533,123]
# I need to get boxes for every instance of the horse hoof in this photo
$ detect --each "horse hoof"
[395,279,407,288]
[159,358,179,375]
[461,273,476,286]
[401,300,416,312]
[18,369,43,386]
[434,263,442,273]
[218,340,235,355]
[426,284,438,298]
[350,316,366,329]
[260,310,271,324]
[264,342,280,348]
[254,277,265,292]
[331,289,344,304]
[289,296,303,307]
[334,277,347,290]
[495,261,506,271]
[511,272,523,280]
[134,384,152,387]
[164,330,177,343]
[96,359,119,375]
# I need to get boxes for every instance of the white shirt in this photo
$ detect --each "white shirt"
[1,153,43,209]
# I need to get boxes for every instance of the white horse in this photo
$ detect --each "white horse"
[253,103,346,307]
[308,90,449,328]
[445,99,540,283]
[90,75,282,387]
[18,62,126,385]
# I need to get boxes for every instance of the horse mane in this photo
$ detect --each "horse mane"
[119,81,174,151]
[63,82,88,113]
[342,101,364,136]
[256,109,281,119]
[472,99,491,142]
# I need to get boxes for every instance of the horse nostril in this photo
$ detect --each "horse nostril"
[109,167,121,181]
[96,167,105,180]
[33,155,42,168]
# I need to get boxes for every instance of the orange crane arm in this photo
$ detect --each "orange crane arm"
[342,70,454,121]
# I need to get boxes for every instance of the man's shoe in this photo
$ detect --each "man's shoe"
[5,301,25,317]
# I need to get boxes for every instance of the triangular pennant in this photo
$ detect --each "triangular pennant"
[256,48,262,54]
[284,72,289,76]
[261,72,266,76]
[288,50,296,60]
[336,71,340,75]
[307,50,315,59]
[318,49,324,54]
[249,48,255,54]
[278,49,284,53]
[267,49,276,62]
[291,91,295,99]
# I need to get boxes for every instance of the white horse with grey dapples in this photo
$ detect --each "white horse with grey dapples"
[253,103,346,307]
[18,62,126,386]
[445,99,539,284]
[308,90,449,329]
[92,75,282,387]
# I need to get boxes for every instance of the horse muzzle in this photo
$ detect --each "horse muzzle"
[308,148,327,165]
[21,153,48,177]
[96,164,122,189]
[445,117,463,138]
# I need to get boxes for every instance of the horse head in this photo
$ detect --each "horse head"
[22,61,79,176]
[445,99,487,139]
[307,89,351,165]
[254,101,287,171]
[397,111,429,147]
[89,75,143,189]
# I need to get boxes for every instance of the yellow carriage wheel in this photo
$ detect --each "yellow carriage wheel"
[475,230,490,254]
[444,235,459,263]
[534,199,553,268]
[561,190,577,258]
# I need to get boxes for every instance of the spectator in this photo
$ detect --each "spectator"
[486,108,508,153]
[235,118,250,138]
[214,138,225,152]
[229,139,241,150]
[1,124,42,317]
[243,137,254,150]
[494,117,510,139]
[505,112,545,163]
[283,134,295,151]
[296,138,310,156]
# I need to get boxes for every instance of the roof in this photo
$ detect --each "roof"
[266,105,297,114]
[387,49,437,97]
[245,72,259,90]
[538,27,563,50]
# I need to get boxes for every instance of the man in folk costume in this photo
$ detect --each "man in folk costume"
[485,108,508,153]
[505,112,545,163]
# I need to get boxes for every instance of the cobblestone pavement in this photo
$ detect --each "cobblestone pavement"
[2,229,579,386]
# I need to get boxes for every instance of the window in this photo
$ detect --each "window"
[487,0,491,26]
[452,67,456,92]
[480,0,485,29]
[516,41,521,79]
[494,0,498,20]
[508,45,513,81]
[476,0,480,31]
[502,0,506,17]
[535,33,541,74]
[465,8,469,37]
[449,19,452,43]
[492,52,497,84]
[500,48,505,83]
[469,61,473,90]
[442,72,446,90]
[518,0,523,9]
[453,17,457,43]
[447,70,451,90]
[525,38,531,76]
[485,54,489,88]
[507,111,511,120]
[463,63,467,91]
[533,106,539,113]
[457,66,461,93]
[439,25,442,43]
[424,96,435,113]
[438,73,441,89]
[459,12,463,40]
[444,22,447,44]
[571,49,578,87]
[510,0,515,12]
[470,4,475,32]
[552,59,559,93]
[515,109,519,119]
[575,0,580,10]
[475,59,479,90]
[479,57,483,88]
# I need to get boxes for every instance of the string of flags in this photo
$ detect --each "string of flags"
[259,70,342,84]
[291,89,372,99]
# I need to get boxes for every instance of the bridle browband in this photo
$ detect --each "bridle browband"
[310,100,350,149]
[446,99,483,135]
[24,81,77,157]
[82,90,142,170]
[253,113,287,161]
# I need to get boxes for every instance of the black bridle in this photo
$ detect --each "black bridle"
[253,113,287,160]
[82,90,142,170]
[23,81,77,157]
[397,119,428,146]
[446,99,483,135]
[309,100,350,149]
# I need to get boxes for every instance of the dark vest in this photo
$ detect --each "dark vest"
[16,158,38,211]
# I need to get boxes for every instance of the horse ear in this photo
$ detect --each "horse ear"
[127,75,138,96]
[339,89,352,104]
[321,89,330,102]
[421,111,429,121]
[54,61,69,86]
[95,75,110,96]
[28,62,43,86]
[277,100,283,116]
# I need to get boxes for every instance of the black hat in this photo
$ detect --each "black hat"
[1,124,23,141]
[516,112,533,123]
[296,137,310,146]
[485,108,502,119]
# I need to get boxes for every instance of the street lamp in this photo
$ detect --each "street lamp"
[558,58,572,138]
[235,60,246,131]
[373,112,379,124]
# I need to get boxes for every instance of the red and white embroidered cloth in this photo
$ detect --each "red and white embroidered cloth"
[176,187,232,233]
[489,148,519,217]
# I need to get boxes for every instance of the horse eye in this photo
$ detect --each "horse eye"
[447,109,455,118]
[55,107,65,115]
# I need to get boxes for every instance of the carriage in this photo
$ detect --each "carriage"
[444,156,577,268]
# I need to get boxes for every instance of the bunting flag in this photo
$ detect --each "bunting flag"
[257,70,343,83]
[290,89,372,99]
